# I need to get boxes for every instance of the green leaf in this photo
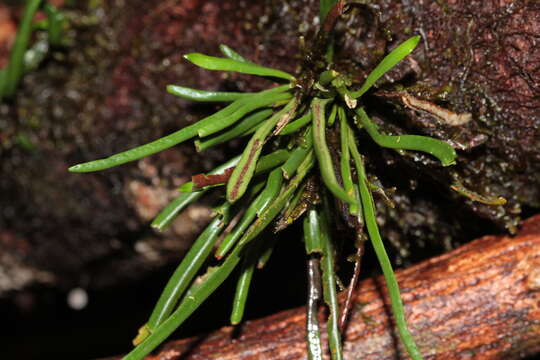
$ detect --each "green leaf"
[279,111,312,135]
[68,86,289,173]
[184,53,295,81]
[219,44,252,63]
[356,107,456,166]
[311,98,357,205]
[68,99,245,172]
[167,85,254,102]
[146,208,229,333]
[196,109,272,151]
[349,131,424,360]
[230,241,261,324]
[350,36,421,99]
[281,127,313,179]
[197,85,291,137]
[124,241,244,360]
[303,208,324,255]
[226,99,296,203]
[44,3,66,46]
[216,168,283,259]
[339,107,358,215]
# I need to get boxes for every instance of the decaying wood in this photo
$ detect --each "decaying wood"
[104,214,540,360]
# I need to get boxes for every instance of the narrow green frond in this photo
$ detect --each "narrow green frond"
[237,150,315,248]
[197,85,292,137]
[226,99,296,203]
[146,207,230,333]
[279,111,312,136]
[68,86,290,173]
[311,98,357,205]
[350,36,421,99]
[184,53,295,81]
[231,242,261,324]
[124,242,244,360]
[338,107,358,215]
[196,109,272,151]
[356,107,456,166]
[349,131,423,360]
[43,3,66,46]
[304,208,324,255]
[281,127,313,179]
[219,44,252,63]
[68,98,245,172]
[167,85,254,102]
[216,168,282,259]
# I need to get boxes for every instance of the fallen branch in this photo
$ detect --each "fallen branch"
[105,215,540,360]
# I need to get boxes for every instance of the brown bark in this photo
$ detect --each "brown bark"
[105,214,540,360]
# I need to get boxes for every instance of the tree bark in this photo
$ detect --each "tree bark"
[105,214,540,359]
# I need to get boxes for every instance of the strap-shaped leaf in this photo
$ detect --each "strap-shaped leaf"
[356,107,456,166]
[68,98,245,172]
[197,85,291,137]
[350,36,420,99]
[146,207,229,333]
[348,131,423,360]
[311,98,357,205]
[68,86,289,173]
[226,99,296,203]
[216,168,283,259]
[219,44,252,63]
[195,109,272,151]
[279,111,312,135]
[230,241,261,324]
[281,127,314,179]
[184,53,295,81]
[338,107,358,215]
[123,152,315,360]
[167,84,254,102]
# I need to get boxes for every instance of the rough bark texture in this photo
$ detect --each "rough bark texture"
[103,215,540,360]
[0,0,538,348]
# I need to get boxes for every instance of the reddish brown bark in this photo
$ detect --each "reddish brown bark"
[105,215,540,360]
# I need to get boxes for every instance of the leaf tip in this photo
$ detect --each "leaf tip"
[68,164,83,173]
[183,53,196,62]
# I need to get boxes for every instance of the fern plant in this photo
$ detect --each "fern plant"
[69,1,461,359]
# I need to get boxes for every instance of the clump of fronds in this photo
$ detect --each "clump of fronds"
[69,2,462,360]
